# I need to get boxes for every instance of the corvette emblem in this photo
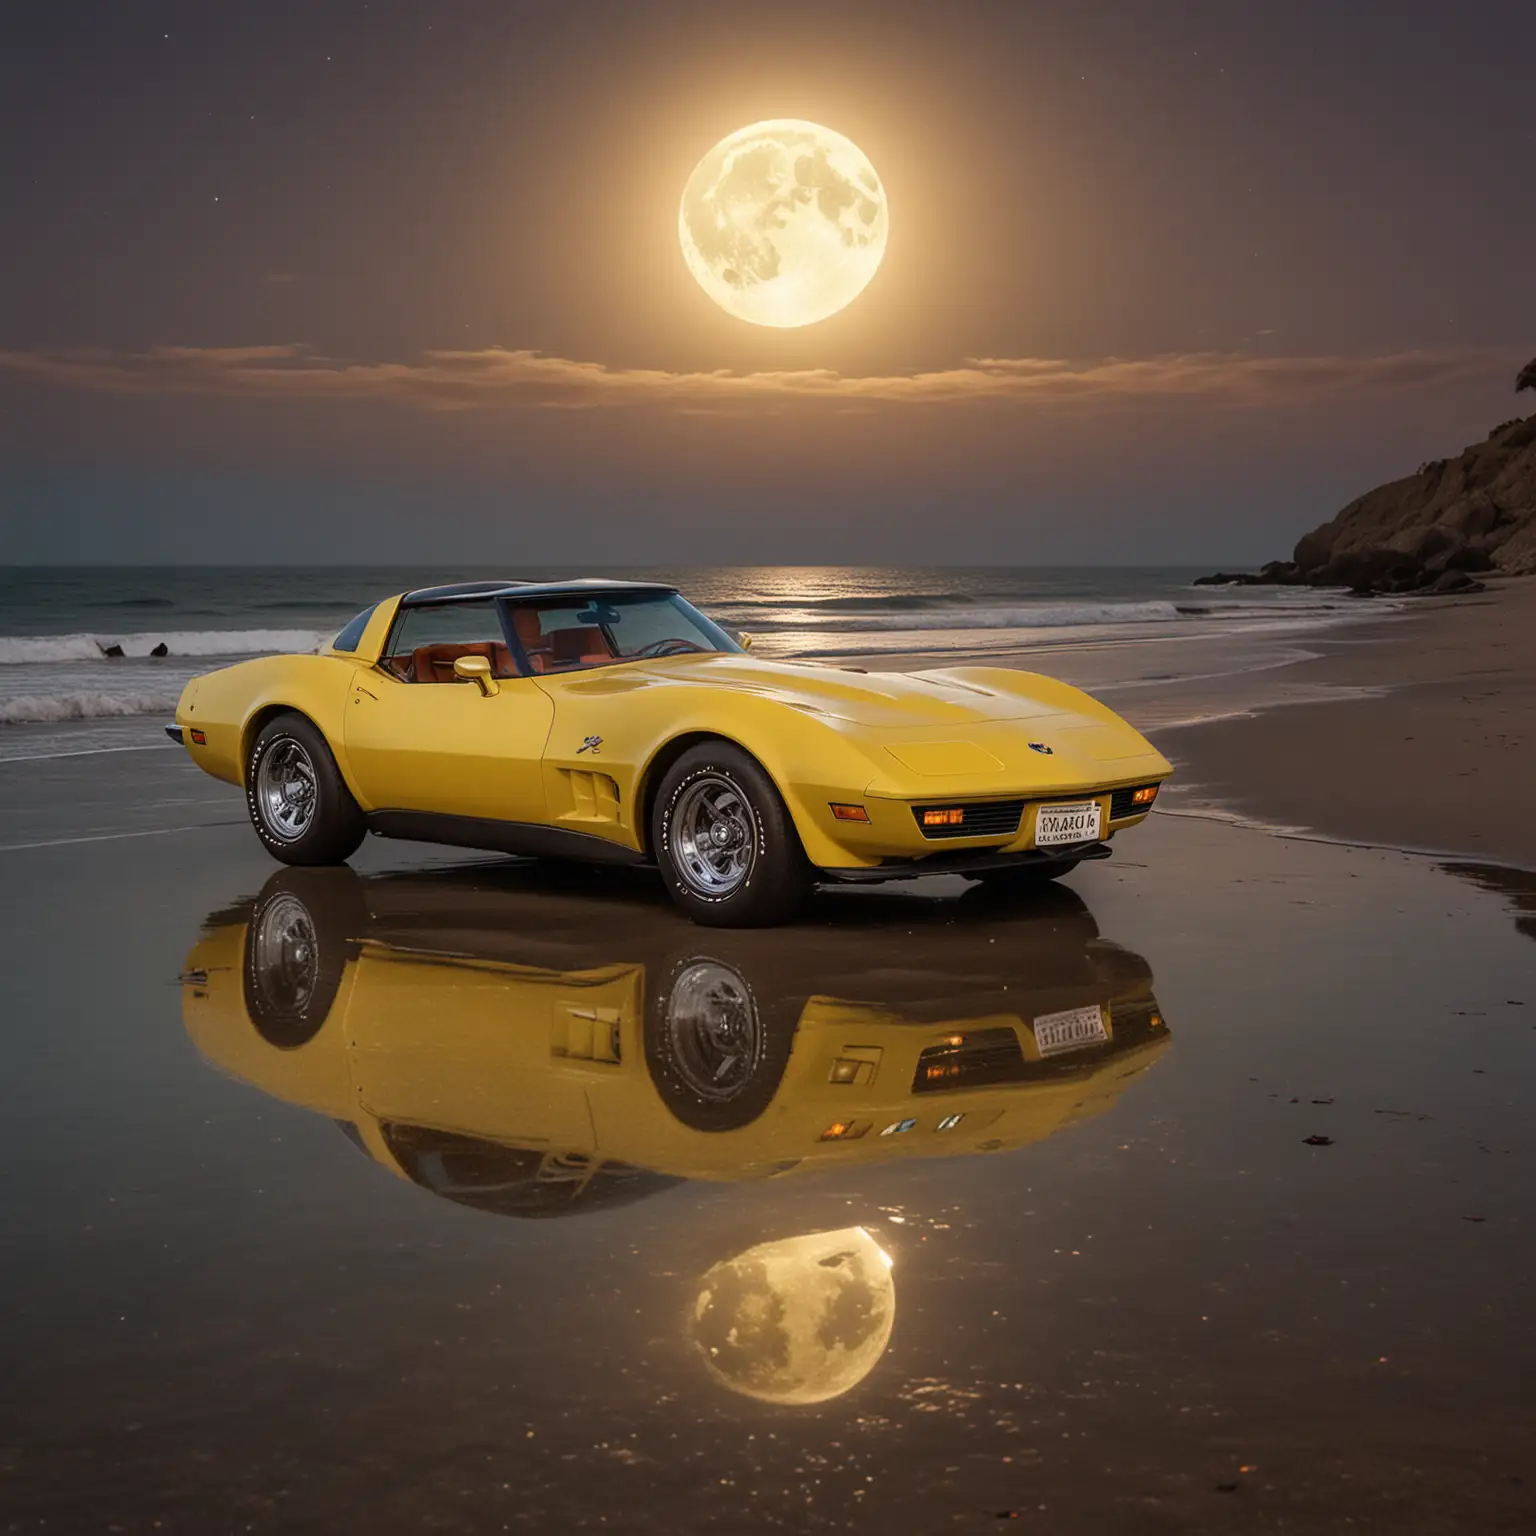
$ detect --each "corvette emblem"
[577,735,603,755]
[1027,741,1054,755]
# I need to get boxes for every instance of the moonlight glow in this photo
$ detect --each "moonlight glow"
[679,120,889,328]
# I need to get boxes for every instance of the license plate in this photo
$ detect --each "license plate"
[1032,1004,1109,1057]
[1033,799,1102,848]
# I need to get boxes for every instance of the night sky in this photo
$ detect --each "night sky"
[2,0,1532,564]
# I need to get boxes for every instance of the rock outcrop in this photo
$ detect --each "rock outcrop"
[1200,411,1536,594]
[1294,413,1536,580]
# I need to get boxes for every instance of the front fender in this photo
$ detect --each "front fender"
[622,699,893,869]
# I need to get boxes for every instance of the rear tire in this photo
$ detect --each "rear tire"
[651,744,809,927]
[243,867,366,1048]
[245,711,366,867]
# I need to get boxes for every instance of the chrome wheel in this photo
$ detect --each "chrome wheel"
[256,736,318,842]
[249,891,318,1017]
[664,961,762,1101]
[672,775,758,898]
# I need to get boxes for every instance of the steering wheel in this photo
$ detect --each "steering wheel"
[629,637,707,659]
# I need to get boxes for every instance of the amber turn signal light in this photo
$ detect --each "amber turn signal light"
[819,1120,871,1142]
[830,803,870,822]
[189,728,207,745]
[1132,784,1158,805]
[922,807,965,827]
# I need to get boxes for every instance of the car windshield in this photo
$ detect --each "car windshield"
[507,592,739,675]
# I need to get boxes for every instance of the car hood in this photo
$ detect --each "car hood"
[551,654,1074,728]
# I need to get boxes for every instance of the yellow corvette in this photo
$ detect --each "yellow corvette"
[169,578,1170,924]
[181,865,1170,1213]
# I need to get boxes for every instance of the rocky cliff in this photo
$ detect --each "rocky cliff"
[1200,410,1536,593]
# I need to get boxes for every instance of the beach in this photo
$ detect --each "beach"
[1,571,1533,1533]
[1160,578,1536,866]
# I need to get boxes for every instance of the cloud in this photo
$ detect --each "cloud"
[0,342,1518,412]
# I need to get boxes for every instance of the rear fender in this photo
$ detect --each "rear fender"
[175,654,368,791]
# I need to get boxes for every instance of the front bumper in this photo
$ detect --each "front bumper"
[819,840,1112,884]
[798,776,1161,870]
[164,723,185,746]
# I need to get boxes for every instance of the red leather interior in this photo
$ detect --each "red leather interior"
[381,615,617,681]
[405,640,514,684]
[550,626,611,667]
[511,608,550,673]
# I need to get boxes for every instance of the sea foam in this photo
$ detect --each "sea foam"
[0,629,331,664]
[0,691,183,725]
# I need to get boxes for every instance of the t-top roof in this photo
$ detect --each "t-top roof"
[401,577,679,607]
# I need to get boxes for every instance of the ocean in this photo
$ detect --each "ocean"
[0,565,1360,759]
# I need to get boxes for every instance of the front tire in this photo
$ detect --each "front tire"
[651,744,809,927]
[245,712,366,867]
[643,953,798,1130]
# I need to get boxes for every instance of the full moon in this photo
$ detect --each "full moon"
[689,1227,896,1405]
[679,120,889,328]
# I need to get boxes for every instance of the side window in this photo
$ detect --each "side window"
[382,601,516,684]
[331,603,378,653]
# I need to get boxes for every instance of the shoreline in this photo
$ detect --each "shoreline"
[1152,576,1536,870]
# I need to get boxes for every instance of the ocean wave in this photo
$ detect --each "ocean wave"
[735,600,1189,632]
[722,591,991,614]
[0,691,181,725]
[0,629,332,664]
[251,598,366,612]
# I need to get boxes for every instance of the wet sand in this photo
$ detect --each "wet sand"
[2,747,1534,1532]
[1159,577,1536,867]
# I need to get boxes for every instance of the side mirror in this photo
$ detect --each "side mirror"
[453,654,500,697]
[725,629,754,652]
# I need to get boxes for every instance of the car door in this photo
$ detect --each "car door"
[343,947,642,1152]
[343,598,554,823]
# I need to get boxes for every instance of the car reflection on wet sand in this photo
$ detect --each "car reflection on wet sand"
[182,865,1169,1214]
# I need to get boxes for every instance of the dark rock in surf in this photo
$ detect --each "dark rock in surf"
[149,642,169,657]
[1193,560,1300,588]
[101,643,125,658]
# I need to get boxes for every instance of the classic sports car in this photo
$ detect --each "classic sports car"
[168,578,1171,925]
[181,864,1169,1206]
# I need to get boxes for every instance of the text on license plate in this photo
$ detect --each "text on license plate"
[1032,1004,1109,1057]
[1033,799,1102,848]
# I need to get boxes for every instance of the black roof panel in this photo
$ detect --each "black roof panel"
[402,577,678,607]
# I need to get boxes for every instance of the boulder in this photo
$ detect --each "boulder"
[149,642,169,657]
[100,643,124,658]
[1308,547,1424,591]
